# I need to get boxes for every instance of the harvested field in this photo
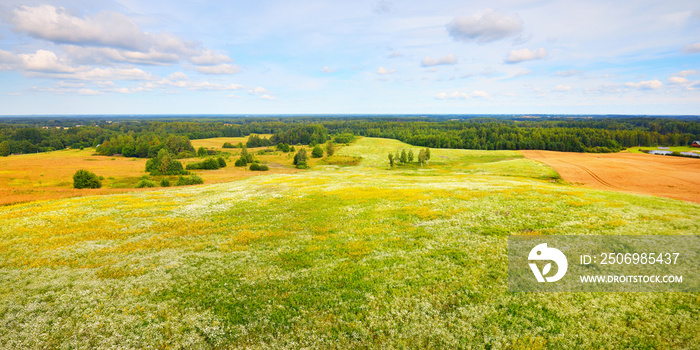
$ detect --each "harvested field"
[521,150,700,203]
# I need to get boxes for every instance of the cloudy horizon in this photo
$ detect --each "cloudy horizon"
[0,0,698,115]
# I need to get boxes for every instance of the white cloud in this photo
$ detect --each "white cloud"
[447,9,523,43]
[189,50,232,65]
[553,85,571,92]
[148,73,244,91]
[556,69,580,77]
[673,70,698,77]
[78,89,102,95]
[421,54,457,67]
[435,91,490,99]
[18,50,76,73]
[625,80,663,90]
[668,76,689,84]
[683,42,700,53]
[505,48,546,64]
[248,86,269,95]
[195,64,240,75]
[471,91,490,99]
[11,5,149,51]
[10,5,232,67]
[388,51,402,58]
[377,66,396,75]
[321,66,335,73]
[260,94,276,100]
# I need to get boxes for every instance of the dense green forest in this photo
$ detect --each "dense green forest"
[0,116,698,157]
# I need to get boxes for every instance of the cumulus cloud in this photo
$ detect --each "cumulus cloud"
[11,5,149,51]
[553,85,571,92]
[260,94,276,100]
[388,51,402,58]
[248,86,269,95]
[9,5,233,67]
[189,50,232,65]
[505,48,546,64]
[673,69,698,77]
[447,9,523,43]
[471,91,490,99]
[625,80,663,90]
[421,54,457,67]
[321,66,335,73]
[668,77,689,84]
[377,66,396,75]
[18,50,76,73]
[683,42,700,53]
[435,91,490,99]
[195,64,240,75]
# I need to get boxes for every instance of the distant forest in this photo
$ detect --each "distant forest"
[0,116,698,157]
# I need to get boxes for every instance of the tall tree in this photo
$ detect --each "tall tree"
[388,153,394,167]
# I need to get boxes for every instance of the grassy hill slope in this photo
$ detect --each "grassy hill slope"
[0,137,698,349]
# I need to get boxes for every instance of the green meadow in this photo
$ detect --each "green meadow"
[0,137,698,349]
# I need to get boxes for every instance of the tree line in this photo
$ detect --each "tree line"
[1,116,698,157]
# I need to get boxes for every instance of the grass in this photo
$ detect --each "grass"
[0,137,698,348]
[0,137,333,206]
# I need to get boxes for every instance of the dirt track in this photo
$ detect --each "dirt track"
[521,150,700,203]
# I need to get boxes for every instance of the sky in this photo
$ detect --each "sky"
[0,0,698,115]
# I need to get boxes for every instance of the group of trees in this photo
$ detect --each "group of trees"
[145,149,188,176]
[186,157,226,170]
[389,148,430,167]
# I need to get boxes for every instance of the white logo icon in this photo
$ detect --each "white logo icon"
[528,243,568,282]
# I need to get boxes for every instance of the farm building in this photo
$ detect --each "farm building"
[692,141,700,148]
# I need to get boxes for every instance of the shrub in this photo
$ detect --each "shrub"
[249,163,269,171]
[73,169,102,189]
[186,158,221,170]
[222,142,235,148]
[197,147,207,157]
[311,145,324,158]
[145,149,187,175]
[176,175,204,186]
[217,157,226,168]
[160,177,171,187]
[326,141,335,156]
[333,133,354,144]
[234,158,246,167]
[135,179,157,188]
[276,143,290,152]
[293,148,307,166]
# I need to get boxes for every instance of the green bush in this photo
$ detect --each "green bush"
[176,175,204,186]
[222,142,235,148]
[259,164,269,171]
[311,145,324,158]
[73,169,102,189]
[135,179,157,188]
[217,157,226,168]
[234,158,247,167]
[249,163,260,171]
[145,149,188,175]
[186,158,221,170]
[160,177,171,187]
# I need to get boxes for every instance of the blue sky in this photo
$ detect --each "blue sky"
[0,0,698,115]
